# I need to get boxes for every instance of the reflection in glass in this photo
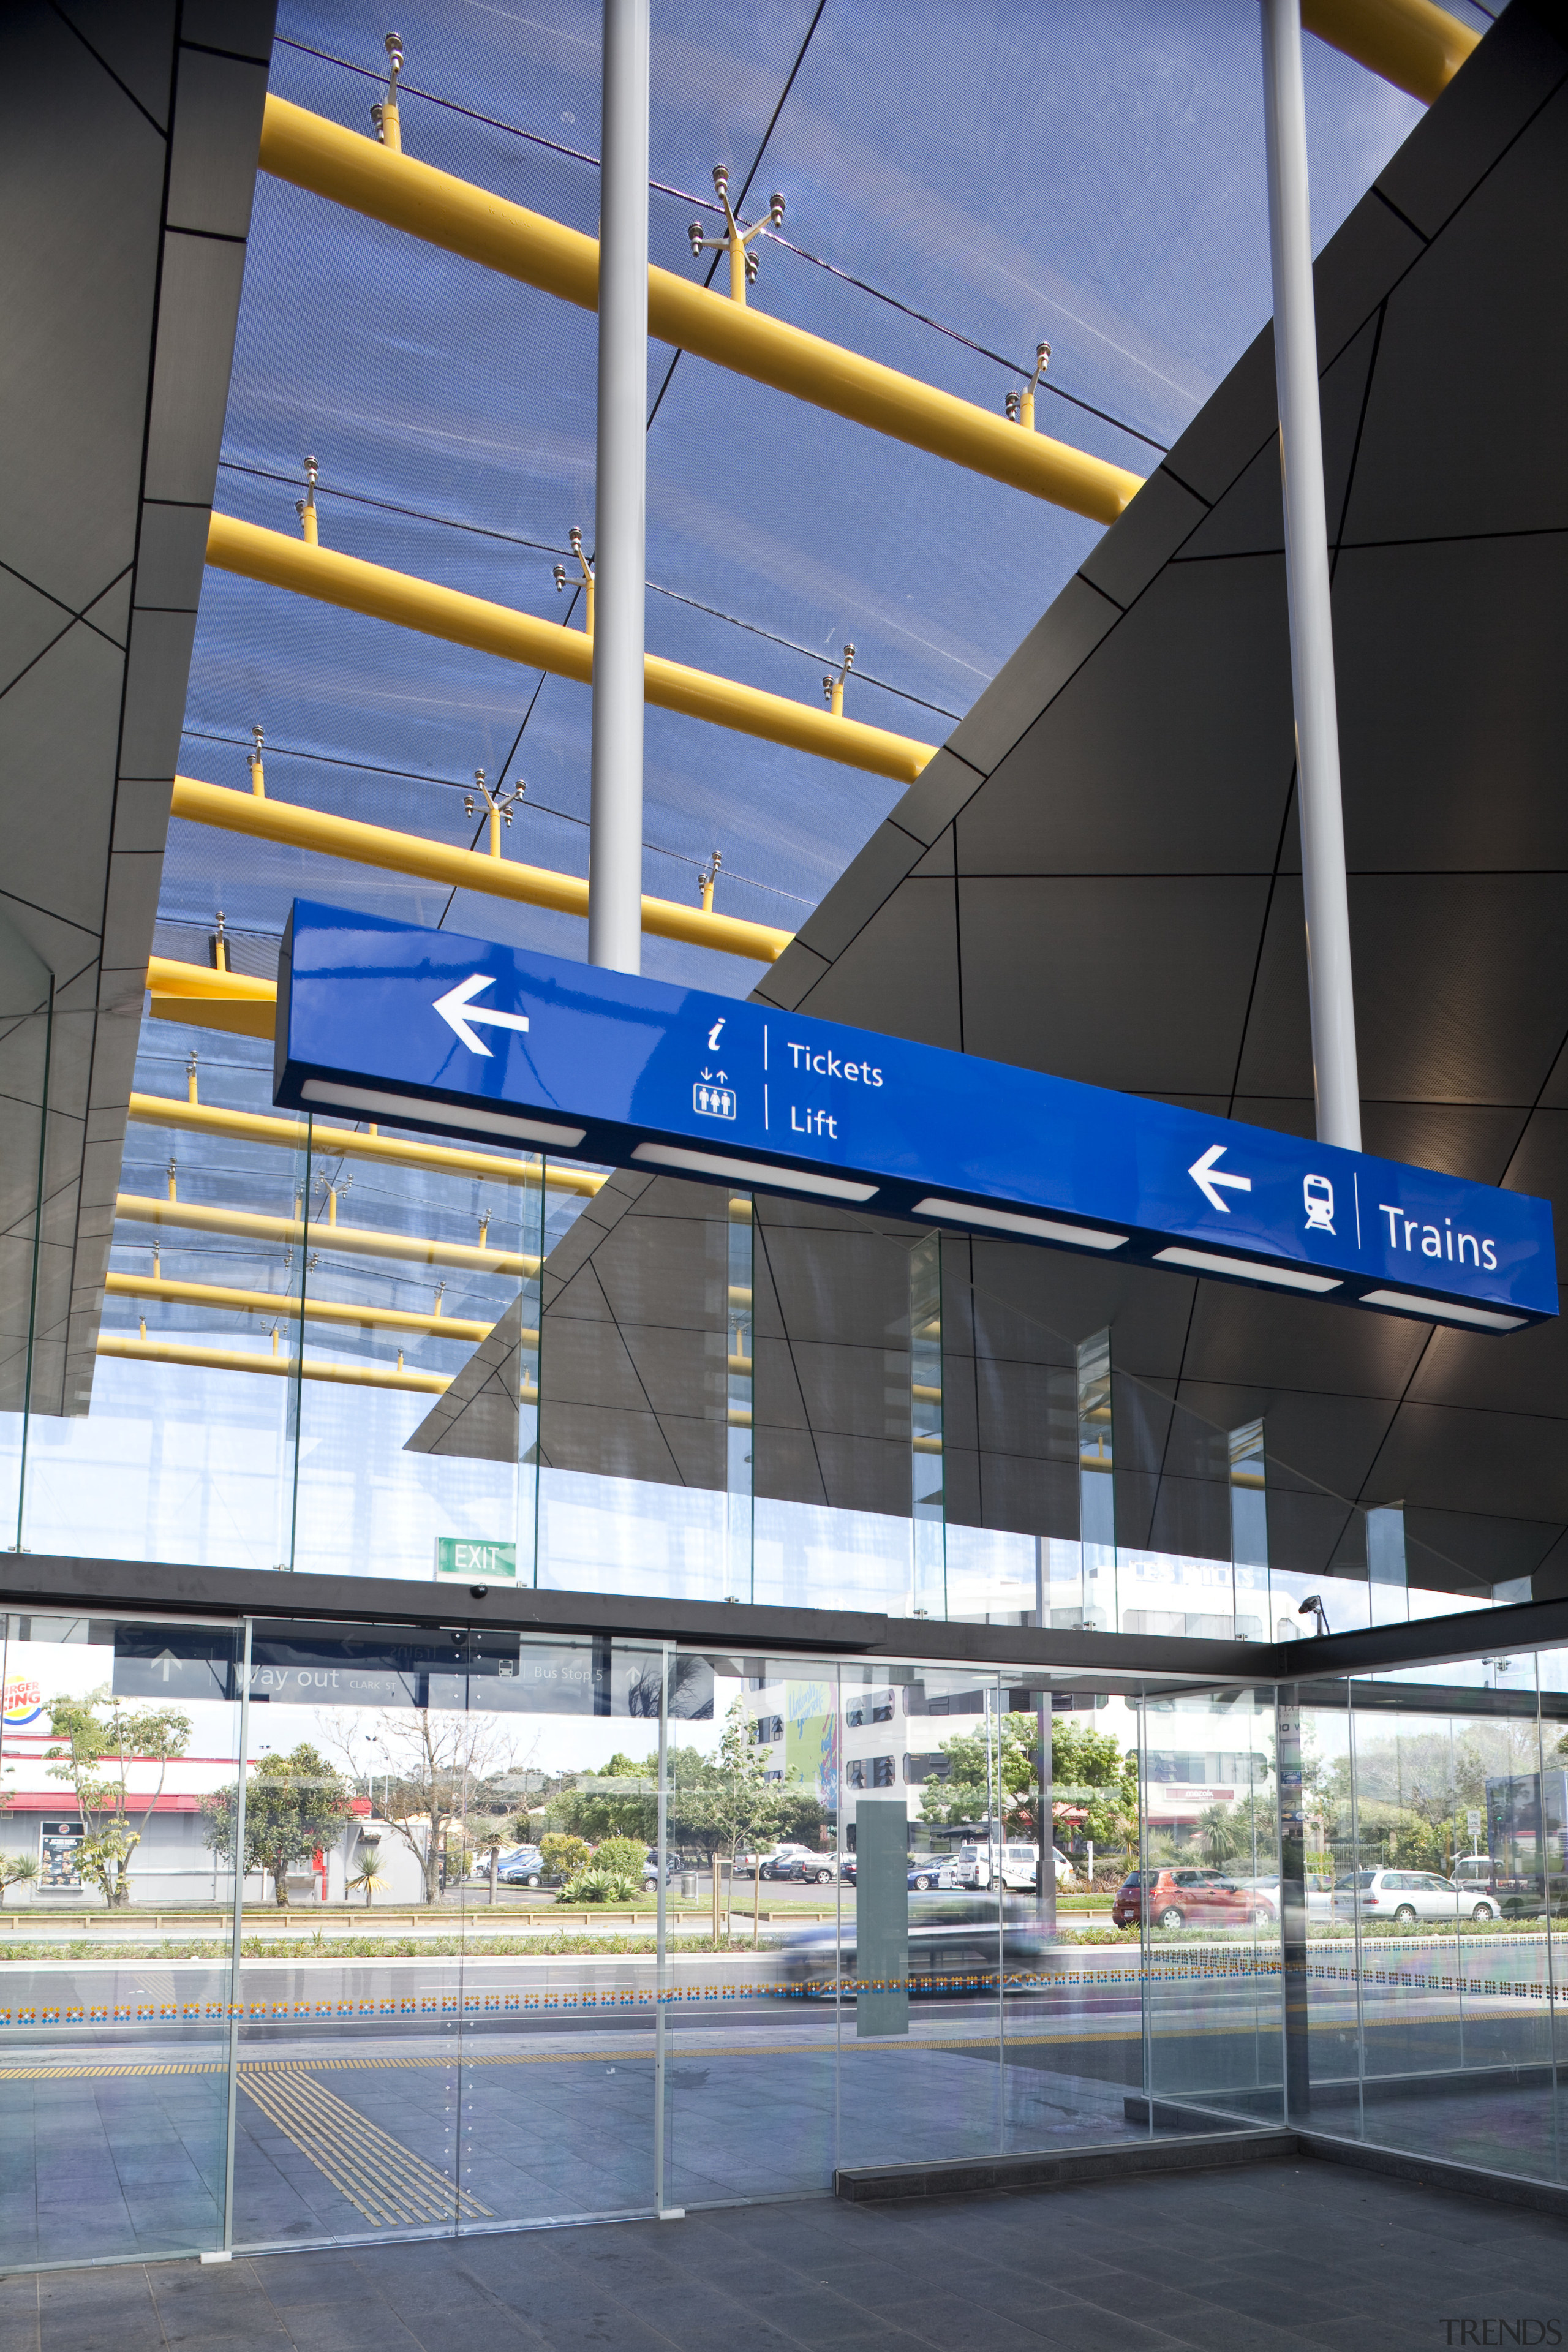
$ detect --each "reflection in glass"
[910,1234,945,1617]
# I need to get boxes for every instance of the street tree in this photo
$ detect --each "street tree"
[202,1743,355,1907]
[44,1689,191,1907]
[331,1709,520,1905]
[667,1699,786,1873]
[918,1712,1139,1856]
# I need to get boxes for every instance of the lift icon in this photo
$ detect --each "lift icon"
[694,1082,736,1120]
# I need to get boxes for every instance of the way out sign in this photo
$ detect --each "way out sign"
[275,901,1556,1334]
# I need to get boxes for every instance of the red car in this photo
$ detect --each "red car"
[1113,1867,1275,1931]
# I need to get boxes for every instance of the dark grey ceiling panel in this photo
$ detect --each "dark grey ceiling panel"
[0,1,275,1415]
[954,876,1269,1093]
[954,560,1293,876]
[944,576,1120,775]
[1175,314,1378,562]
[1374,0,1566,241]
[791,821,929,965]
[690,8,1568,1603]
[1351,83,1568,542]
[792,876,960,1050]
[1077,468,1208,612]
[1335,533,1568,867]
[883,746,986,850]
[1349,876,1568,1105]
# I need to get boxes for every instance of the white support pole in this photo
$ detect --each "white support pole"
[1261,0,1362,1153]
[587,0,650,974]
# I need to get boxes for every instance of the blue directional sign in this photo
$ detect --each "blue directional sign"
[274,901,1557,1333]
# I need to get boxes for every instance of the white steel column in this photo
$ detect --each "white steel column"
[588,0,650,973]
[1261,0,1362,1152]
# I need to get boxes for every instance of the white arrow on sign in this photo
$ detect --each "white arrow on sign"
[1188,1143,1253,1213]
[153,1648,179,1683]
[432,974,532,1057]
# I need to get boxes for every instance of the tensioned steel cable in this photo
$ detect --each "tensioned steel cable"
[213,461,961,723]
[179,728,815,909]
[270,31,1167,454]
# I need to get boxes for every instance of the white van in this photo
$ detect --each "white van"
[957,1841,1039,1891]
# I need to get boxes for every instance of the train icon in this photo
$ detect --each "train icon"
[1303,1174,1335,1234]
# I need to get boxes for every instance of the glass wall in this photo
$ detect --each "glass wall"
[0,1000,1525,1629]
[8,1607,1568,2267]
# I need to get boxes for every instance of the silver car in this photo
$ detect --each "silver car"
[1333,1868,1499,1924]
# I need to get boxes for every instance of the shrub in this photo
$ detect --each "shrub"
[592,1835,647,1879]
[540,1833,590,1882]
[558,1866,641,1905]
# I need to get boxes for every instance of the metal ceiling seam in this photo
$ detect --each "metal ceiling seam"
[254,94,1144,527]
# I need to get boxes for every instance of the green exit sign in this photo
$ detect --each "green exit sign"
[435,1539,518,1581]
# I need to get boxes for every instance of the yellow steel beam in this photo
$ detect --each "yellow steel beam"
[127,1084,606,1196]
[1301,0,1478,104]
[147,955,276,1040]
[104,1270,502,1346]
[169,771,793,967]
[206,513,933,789]
[258,96,1144,527]
[114,1193,538,1277]
[97,1332,473,1398]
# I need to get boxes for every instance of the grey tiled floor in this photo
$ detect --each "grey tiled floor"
[1,2158,1565,2351]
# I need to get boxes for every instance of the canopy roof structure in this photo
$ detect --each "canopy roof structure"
[4,0,1531,1605]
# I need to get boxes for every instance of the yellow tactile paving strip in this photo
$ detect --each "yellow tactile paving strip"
[239,2066,491,2228]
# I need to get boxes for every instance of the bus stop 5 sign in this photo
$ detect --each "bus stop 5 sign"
[274,900,1557,1335]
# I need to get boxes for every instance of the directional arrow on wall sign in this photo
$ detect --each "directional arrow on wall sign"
[1188,1144,1253,1213]
[432,974,532,1057]
[153,1649,178,1683]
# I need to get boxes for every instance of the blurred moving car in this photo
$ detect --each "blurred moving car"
[1333,1868,1499,1923]
[779,1898,1053,1999]
[1112,1868,1275,1929]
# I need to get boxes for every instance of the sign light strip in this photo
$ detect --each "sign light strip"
[1154,1245,1341,1294]
[631,1141,878,1202]
[300,1079,586,1149]
[912,1196,1126,1251]
[1359,1287,1525,1332]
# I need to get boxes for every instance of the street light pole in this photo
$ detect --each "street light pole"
[1261,0,1362,1153]
[587,0,650,974]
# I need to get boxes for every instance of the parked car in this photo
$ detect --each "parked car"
[492,1846,545,1888]
[782,1853,839,1885]
[839,1854,858,1887]
[779,1898,1054,2000]
[907,1858,955,1891]
[1333,1868,1498,1924]
[640,1849,682,1890]
[735,1843,815,1882]
[1112,1868,1276,1930]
